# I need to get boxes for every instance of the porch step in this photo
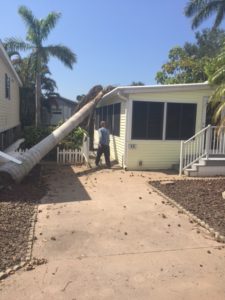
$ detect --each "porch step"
[184,158,225,177]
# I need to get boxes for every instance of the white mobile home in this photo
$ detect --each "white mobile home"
[0,41,22,150]
[94,83,215,173]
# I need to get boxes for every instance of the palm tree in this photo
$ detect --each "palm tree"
[185,0,225,29]
[206,45,225,129]
[4,6,76,126]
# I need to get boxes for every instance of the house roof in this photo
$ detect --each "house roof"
[48,95,77,106]
[0,40,22,86]
[100,82,212,104]
[59,96,77,106]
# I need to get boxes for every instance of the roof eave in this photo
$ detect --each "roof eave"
[100,82,212,104]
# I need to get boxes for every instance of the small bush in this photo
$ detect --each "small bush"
[21,125,86,150]
[59,126,87,149]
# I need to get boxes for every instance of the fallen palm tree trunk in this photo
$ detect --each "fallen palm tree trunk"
[0,85,110,183]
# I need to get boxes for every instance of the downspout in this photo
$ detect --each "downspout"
[117,92,129,170]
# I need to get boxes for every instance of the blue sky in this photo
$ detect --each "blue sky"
[0,0,216,100]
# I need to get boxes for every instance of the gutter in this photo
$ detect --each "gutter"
[100,82,212,103]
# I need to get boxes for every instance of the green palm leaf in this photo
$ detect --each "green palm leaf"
[40,12,61,41]
[4,37,31,52]
[44,45,77,69]
[185,0,225,29]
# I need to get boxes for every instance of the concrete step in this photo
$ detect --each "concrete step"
[200,158,225,166]
[184,165,225,177]
[184,168,198,177]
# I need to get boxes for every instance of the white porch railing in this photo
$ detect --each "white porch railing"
[179,125,225,175]
[57,134,90,165]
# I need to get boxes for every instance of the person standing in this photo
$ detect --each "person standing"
[95,121,111,168]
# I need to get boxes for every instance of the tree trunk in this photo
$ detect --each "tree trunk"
[0,88,105,183]
[35,73,41,127]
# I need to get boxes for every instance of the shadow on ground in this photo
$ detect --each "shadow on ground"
[40,164,92,204]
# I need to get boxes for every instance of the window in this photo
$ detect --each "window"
[102,106,108,123]
[166,103,196,140]
[132,101,148,139]
[113,103,121,136]
[95,103,121,136]
[132,101,164,139]
[95,107,103,129]
[5,74,10,99]
[107,105,113,133]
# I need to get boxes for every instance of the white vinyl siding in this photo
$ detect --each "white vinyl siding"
[126,89,212,170]
[0,53,20,133]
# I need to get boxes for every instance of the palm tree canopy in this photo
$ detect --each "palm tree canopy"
[185,0,225,29]
[4,6,76,72]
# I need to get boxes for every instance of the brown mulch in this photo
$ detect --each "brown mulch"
[0,165,47,272]
[150,179,225,236]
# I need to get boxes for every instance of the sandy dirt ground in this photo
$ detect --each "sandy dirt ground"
[1,164,225,300]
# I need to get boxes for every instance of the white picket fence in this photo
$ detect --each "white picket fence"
[57,148,83,164]
[11,135,90,166]
[57,135,90,165]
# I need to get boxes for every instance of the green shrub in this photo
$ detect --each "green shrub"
[21,126,53,149]
[21,125,87,150]
[58,126,87,150]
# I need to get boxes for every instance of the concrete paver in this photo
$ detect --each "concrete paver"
[1,165,225,300]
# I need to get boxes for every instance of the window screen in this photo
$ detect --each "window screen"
[166,103,196,140]
[147,102,164,139]
[132,101,148,139]
[102,106,108,123]
[113,103,121,136]
[95,103,120,136]
[95,108,100,129]
[132,101,164,140]
[107,105,113,133]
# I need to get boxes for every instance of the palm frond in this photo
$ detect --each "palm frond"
[18,6,39,44]
[213,101,225,121]
[4,37,32,52]
[191,2,219,29]
[213,4,225,28]
[185,0,225,29]
[44,45,76,69]
[210,83,225,106]
[40,12,61,41]
[210,62,225,83]
[184,0,206,17]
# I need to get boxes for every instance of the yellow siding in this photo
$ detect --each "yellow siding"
[126,89,213,170]
[127,141,180,170]
[94,100,126,166]
[0,55,20,133]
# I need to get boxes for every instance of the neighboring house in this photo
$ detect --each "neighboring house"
[0,41,22,150]
[94,83,215,173]
[42,95,77,126]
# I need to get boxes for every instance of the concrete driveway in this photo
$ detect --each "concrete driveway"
[1,165,225,300]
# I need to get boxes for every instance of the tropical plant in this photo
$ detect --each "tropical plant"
[4,6,76,127]
[206,44,225,128]
[185,0,225,29]
[155,29,225,84]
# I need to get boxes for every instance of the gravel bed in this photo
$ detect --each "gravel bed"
[0,165,47,272]
[150,179,225,236]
